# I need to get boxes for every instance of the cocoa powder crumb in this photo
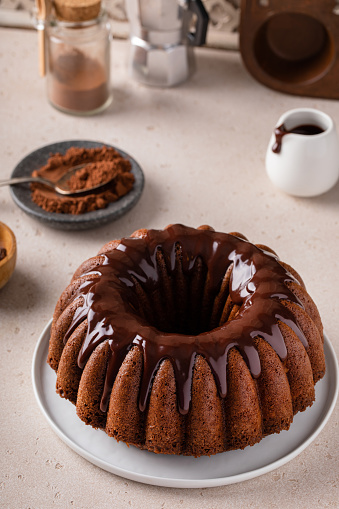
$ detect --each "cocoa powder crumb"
[30,146,135,215]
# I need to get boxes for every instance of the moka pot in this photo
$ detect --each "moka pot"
[126,0,209,87]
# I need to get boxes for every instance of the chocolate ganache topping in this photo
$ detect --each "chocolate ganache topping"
[64,224,307,415]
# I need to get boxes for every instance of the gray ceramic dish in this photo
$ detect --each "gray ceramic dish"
[10,140,144,230]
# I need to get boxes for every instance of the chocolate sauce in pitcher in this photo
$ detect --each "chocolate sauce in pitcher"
[272,123,324,154]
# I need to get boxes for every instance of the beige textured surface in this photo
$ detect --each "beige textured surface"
[0,28,338,508]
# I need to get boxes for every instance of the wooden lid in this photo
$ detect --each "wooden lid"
[54,0,101,22]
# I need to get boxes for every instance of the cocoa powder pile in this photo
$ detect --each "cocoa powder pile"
[66,161,118,191]
[30,146,135,215]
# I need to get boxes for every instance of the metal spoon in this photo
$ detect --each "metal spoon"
[0,164,115,196]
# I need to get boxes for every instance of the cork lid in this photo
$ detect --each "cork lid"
[54,0,101,22]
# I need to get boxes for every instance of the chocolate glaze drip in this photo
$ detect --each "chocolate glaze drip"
[63,224,307,415]
[272,123,324,154]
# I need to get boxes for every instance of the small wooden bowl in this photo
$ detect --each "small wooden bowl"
[0,222,17,289]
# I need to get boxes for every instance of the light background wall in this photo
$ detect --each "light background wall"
[0,0,240,49]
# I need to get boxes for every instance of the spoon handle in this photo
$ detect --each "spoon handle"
[0,176,55,189]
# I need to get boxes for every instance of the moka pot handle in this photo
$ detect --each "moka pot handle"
[188,0,209,46]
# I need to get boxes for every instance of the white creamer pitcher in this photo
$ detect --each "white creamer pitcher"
[266,108,339,197]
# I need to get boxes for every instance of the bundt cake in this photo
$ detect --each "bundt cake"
[48,224,326,457]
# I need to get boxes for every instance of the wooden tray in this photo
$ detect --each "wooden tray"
[239,0,339,99]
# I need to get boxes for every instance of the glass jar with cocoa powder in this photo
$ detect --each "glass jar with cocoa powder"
[46,1,112,115]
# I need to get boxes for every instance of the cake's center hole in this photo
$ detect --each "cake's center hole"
[130,248,235,335]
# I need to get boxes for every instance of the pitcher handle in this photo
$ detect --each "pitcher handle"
[188,0,209,46]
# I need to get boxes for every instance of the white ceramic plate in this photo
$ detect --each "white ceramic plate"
[32,320,338,488]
